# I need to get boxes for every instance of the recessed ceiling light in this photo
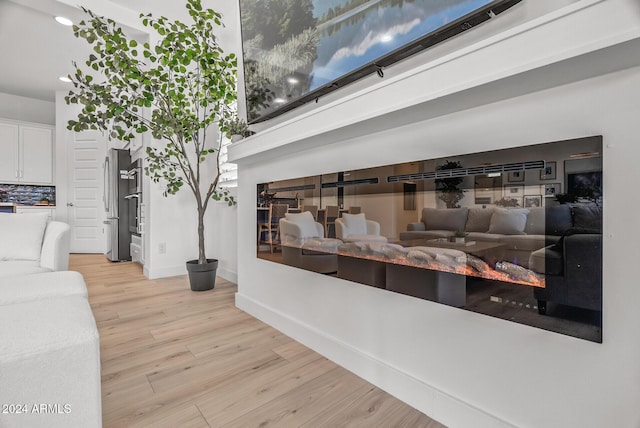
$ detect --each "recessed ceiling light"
[274,98,286,104]
[286,77,299,84]
[59,76,72,83]
[55,16,73,26]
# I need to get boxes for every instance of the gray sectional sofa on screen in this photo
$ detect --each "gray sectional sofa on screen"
[400,205,603,313]
[529,205,602,314]
[400,206,571,268]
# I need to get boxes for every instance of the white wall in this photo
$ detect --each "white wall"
[0,92,54,125]
[144,177,199,279]
[236,63,640,428]
[143,172,238,282]
[230,0,640,426]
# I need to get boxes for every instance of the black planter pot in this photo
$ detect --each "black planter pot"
[186,259,218,291]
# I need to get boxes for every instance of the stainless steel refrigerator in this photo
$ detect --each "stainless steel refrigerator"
[104,148,131,261]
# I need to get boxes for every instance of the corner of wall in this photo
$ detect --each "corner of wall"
[217,266,237,284]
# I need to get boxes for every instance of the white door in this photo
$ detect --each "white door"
[67,131,106,253]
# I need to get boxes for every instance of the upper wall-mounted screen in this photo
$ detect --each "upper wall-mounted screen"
[239,0,522,123]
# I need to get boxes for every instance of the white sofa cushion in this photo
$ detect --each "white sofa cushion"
[0,212,49,261]
[0,261,49,279]
[0,296,101,428]
[341,213,367,236]
[0,271,87,305]
[40,221,71,271]
[284,211,320,238]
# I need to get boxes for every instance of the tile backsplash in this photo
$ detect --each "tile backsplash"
[0,184,56,205]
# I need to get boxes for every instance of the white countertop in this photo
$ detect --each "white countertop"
[0,203,56,207]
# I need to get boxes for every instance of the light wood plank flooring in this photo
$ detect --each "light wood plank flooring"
[71,254,444,428]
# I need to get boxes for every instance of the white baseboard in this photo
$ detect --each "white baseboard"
[235,292,514,428]
[144,263,236,284]
[216,266,237,284]
[145,264,186,280]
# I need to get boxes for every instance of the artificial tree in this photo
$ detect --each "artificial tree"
[66,0,238,289]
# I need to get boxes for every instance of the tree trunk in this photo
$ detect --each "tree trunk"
[198,207,206,264]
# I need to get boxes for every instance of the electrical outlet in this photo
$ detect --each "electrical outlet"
[158,242,166,254]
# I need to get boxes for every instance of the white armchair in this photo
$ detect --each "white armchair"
[0,214,101,428]
[40,221,71,271]
[0,214,71,279]
[279,211,341,274]
[336,213,388,243]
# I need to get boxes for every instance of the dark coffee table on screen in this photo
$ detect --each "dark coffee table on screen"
[387,239,507,307]
[398,238,506,260]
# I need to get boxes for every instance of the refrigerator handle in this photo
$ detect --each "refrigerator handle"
[103,156,110,213]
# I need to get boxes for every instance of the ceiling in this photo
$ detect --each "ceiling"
[0,0,240,102]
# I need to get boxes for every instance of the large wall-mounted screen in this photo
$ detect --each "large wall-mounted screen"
[256,136,604,343]
[239,0,522,123]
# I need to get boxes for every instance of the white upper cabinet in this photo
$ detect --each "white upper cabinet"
[0,120,53,184]
[0,122,19,182]
[21,126,53,184]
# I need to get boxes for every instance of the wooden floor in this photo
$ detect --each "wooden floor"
[70,254,444,428]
